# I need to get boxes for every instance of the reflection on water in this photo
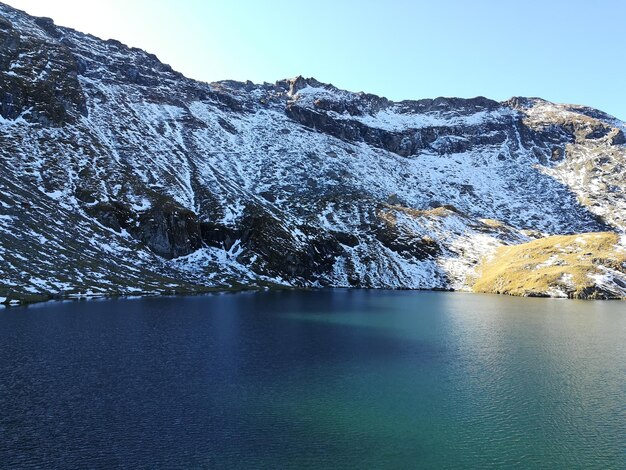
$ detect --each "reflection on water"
[0,291,624,468]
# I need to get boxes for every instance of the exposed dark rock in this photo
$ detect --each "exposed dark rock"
[233,204,344,283]
[331,231,360,247]
[286,101,513,157]
[87,198,203,259]
[611,130,625,145]
[200,222,240,251]
[86,201,135,233]
[135,202,203,259]
[551,147,564,161]
[374,211,441,261]
[33,17,61,38]
[0,15,87,125]
[398,96,501,115]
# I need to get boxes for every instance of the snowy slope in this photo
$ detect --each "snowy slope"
[0,3,625,303]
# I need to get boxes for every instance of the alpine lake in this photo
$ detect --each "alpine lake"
[1,290,624,469]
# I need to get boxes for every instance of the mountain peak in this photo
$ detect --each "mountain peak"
[274,75,328,96]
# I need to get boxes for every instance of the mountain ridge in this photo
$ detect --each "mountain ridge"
[1,2,625,305]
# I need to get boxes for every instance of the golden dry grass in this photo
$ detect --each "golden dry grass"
[376,205,458,228]
[479,218,506,229]
[472,232,625,298]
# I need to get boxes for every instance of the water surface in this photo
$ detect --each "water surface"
[1,291,624,468]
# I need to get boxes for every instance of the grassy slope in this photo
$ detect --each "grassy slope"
[473,232,626,299]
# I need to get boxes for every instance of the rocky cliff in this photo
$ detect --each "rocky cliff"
[1,2,625,304]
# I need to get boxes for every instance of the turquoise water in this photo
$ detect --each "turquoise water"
[0,291,624,468]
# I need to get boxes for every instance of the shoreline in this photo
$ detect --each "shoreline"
[2,285,624,309]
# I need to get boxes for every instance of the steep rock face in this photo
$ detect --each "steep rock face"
[0,14,86,125]
[284,82,514,158]
[0,3,624,303]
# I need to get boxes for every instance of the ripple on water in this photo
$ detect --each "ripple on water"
[0,291,624,468]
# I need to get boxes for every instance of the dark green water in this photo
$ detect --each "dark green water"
[0,291,624,469]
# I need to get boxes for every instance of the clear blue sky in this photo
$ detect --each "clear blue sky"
[5,0,626,120]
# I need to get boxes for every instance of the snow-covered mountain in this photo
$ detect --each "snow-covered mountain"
[1,2,625,304]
